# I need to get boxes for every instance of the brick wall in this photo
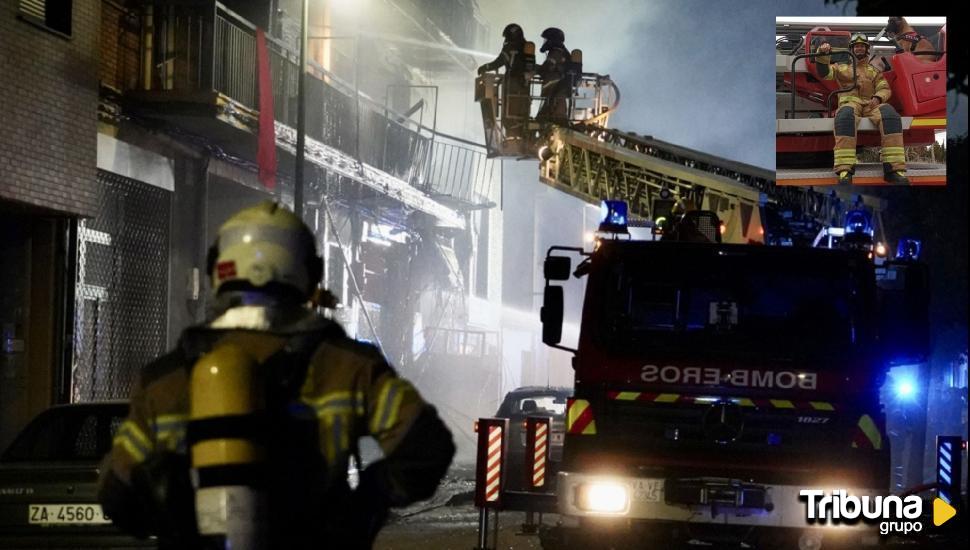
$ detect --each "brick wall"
[0,0,100,217]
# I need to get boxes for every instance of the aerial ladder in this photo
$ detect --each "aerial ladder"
[475,66,891,248]
[472,62,930,544]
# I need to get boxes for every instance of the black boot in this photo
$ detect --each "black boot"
[883,163,910,185]
[837,170,853,185]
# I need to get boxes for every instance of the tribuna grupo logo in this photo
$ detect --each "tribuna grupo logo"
[800,490,956,534]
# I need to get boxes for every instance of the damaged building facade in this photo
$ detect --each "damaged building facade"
[1,0,504,459]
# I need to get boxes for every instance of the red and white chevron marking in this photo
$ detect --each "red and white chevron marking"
[485,425,503,502]
[532,422,548,487]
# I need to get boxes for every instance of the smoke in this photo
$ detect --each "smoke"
[479,0,848,170]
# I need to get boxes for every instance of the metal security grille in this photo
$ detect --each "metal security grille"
[72,171,171,402]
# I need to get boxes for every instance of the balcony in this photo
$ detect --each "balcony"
[99,1,497,220]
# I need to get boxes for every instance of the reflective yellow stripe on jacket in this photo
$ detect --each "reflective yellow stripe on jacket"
[153,414,188,453]
[113,419,152,464]
[370,379,417,434]
[302,391,366,462]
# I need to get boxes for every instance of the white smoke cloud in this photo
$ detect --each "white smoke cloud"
[479,0,850,169]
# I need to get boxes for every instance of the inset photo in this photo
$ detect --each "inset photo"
[776,16,947,186]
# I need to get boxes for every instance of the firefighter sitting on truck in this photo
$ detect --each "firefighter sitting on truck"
[97,201,455,549]
[816,34,909,185]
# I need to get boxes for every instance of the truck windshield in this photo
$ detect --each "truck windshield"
[593,246,874,362]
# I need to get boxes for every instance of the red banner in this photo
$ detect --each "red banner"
[255,28,277,189]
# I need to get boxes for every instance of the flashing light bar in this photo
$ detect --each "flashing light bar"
[844,210,874,237]
[896,238,922,261]
[599,200,629,234]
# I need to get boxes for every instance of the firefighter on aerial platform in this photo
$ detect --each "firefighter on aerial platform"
[537,27,572,121]
[817,34,909,185]
[98,201,455,549]
[478,23,531,139]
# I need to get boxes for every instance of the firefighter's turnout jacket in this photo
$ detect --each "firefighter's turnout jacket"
[537,44,571,120]
[98,303,454,548]
[815,54,905,173]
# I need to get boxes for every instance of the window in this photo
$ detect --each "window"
[19,0,73,37]
[517,395,567,416]
[595,250,867,363]
[1,406,128,462]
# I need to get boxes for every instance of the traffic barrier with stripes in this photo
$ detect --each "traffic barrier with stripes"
[475,418,508,508]
[606,390,836,411]
[936,435,964,510]
[525,417,550,490]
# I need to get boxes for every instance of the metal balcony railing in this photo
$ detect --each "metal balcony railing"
[422,135,498,206]
[104,1,497,209]
[213,12,257,107]
[421,327,500,359]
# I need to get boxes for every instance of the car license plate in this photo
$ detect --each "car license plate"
[633,479,663,502]
[28,504,111,525]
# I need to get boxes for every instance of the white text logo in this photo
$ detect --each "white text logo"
[799,489,923,535]
[640,365,817,390]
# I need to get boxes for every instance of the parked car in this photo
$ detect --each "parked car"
[0,402,155,548]
[494,386,571,492]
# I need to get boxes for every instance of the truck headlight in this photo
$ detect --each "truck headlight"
[575,481,629,514]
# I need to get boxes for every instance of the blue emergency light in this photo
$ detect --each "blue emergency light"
[894,378,916,399]
[887,364,920,403]
[896,238,921,261]
[599,200,629,233]
[843,209,873,236]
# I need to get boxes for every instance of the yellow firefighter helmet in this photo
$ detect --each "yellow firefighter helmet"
[208,201,322,298]
[849,33,870,50]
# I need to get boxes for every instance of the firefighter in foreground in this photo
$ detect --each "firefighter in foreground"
[98,201,455,549]
[817,34,909,185]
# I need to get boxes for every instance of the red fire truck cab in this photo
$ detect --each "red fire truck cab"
[538,205,921,548]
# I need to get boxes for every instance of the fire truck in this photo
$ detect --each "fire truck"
[775,18,947,186]
[536,203,929,549]
[475,49,929,549]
